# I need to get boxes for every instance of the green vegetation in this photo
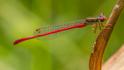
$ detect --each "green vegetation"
[0,0,124,70]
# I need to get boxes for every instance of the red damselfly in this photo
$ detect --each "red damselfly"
[13,14,107,45]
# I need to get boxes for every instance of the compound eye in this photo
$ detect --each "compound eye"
[98,16,106,22]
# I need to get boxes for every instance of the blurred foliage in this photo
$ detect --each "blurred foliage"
[0,0,124,70]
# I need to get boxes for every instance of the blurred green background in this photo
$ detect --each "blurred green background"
[0,0,124,70]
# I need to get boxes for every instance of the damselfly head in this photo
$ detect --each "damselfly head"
[91,13,107,33]
[97,13,107,22]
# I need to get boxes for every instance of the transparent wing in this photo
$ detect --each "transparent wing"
[34,19,84,35]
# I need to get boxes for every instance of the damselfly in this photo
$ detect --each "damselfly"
[13,14,107,45]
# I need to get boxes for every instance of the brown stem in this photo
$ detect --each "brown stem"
[89,0,124,70]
